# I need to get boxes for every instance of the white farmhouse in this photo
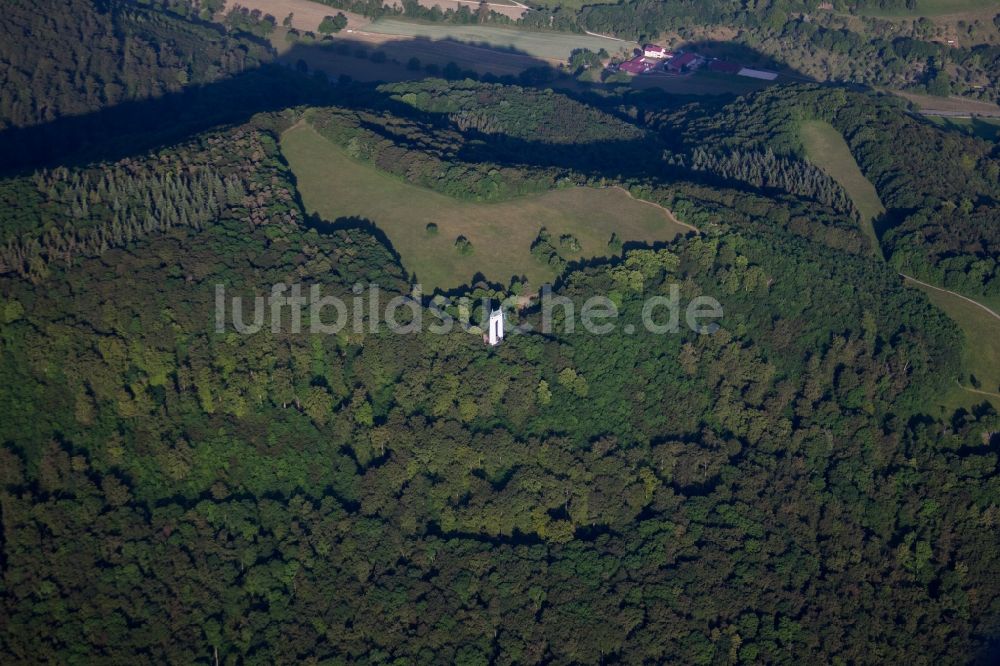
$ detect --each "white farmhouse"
[643,44,670,59]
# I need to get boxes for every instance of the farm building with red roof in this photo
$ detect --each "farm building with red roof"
[619,58,653,74]
[666,52,705,72]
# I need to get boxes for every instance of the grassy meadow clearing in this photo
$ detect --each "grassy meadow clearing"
[893,90,1000,114]
[799,119,885,252]
[907,279,1000,412]
[800,119,999,411]
[854,0,999,17]
[280,121,689,292]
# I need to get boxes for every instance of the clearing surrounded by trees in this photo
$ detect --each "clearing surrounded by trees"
[800,119,885,251]
[853,0,999,17]
[907,277,1000,411]
[800,118,999,412]
[280,121,688,292]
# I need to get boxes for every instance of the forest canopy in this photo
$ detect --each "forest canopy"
[0,1,999,664]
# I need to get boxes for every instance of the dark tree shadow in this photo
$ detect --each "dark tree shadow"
[0,34,814,175]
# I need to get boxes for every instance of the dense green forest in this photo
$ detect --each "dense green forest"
[2,81,1000,662]
[0,0,272,130]
[381,79,643,144]
[644,84,1000,297]
[3,104,998,662]
[2,1,1000,663]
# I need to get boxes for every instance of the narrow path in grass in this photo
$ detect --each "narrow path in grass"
[904,274,1000,409]
[608,185,699,233]
[901,274,1000,323]
[799,119,999,409]
[584,30,628,41]
[956,380,1000,400]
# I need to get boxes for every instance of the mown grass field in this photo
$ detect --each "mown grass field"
[799,119,885,252]
[893,90,1000,115]
[907,279,1000,412]
[363,19,634,61]
[855,0,998,17]
[281,122,689,292]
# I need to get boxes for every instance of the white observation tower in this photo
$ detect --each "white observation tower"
[487,306,504,346]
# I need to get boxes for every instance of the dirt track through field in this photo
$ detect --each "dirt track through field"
[956,380,1000,400]
[892,90,1000,117]
[609,186,698,233]
[902,274,1000,323]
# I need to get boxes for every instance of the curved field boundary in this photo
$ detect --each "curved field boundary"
[799,119,884,255]
[281,121,690,292]
[608,185,698,233]
[956,380,1000,400]
[903,273,1000,409]
[902,274,1000,323]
